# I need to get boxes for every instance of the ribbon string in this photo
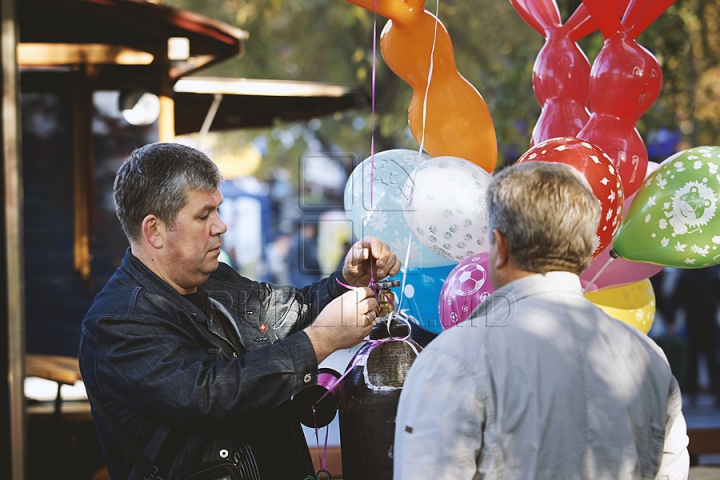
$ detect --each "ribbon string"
[582,250,618,294]
[310,0,441,473]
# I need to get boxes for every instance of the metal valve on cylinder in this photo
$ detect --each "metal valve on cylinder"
[370,279,408,340]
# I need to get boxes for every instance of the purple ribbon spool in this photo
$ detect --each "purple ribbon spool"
[291,367,341,428]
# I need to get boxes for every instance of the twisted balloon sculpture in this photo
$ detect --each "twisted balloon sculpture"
[510,0,597,146]
[577,0,675,197]
[345,0,498,173]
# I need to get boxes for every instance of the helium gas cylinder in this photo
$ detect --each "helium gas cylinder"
[336,279,422,479]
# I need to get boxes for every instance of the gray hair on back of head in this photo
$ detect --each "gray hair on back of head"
[113,142,224,242]
[487,161,601,274]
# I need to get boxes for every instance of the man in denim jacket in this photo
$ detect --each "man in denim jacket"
[79,142,401,479]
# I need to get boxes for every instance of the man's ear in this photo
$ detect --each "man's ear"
[141,215,164,249]
[492,229,510,271]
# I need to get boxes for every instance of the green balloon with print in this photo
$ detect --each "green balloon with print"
[613,146,720,268]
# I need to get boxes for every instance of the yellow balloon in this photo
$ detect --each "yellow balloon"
[584,279,656,334]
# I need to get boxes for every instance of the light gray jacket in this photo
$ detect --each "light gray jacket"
[394,272,689,479]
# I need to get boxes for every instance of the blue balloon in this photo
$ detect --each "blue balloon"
[388,264,455,335]
[344,149,455,269]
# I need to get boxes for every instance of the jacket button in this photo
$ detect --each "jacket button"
[303,373,312,384]
[219,449,229,458]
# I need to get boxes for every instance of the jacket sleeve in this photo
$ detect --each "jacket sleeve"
[83,268,352,431]
[393,348,484,480]
[253,268,349,336]
[655,377,689,480]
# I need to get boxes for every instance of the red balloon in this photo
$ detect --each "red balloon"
[510,0,561,37]
[511,0,597,145]
[517,137,625,259]
[439,253,494,330]
[577,0,673,197]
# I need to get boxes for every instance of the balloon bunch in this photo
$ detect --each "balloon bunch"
[344,142,720,337]
[517,142,720,334]
[339,0,718,338]
[344,151,494,335]
[503,0,687,334]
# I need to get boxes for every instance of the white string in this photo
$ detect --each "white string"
[396,0,442,321]
[395,236,414,316]
[417,0,440,159]
[383,0,441,338]
[582,253,617,294]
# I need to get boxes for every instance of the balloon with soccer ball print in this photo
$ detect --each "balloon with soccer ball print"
[402,156,492,263]
[516,137,624,259]
[439,252,495,330]
[612,146,720,269]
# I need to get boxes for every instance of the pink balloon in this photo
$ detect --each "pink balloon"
[580,244,664,292]
[439,253,494,329]
[580,161,663,291]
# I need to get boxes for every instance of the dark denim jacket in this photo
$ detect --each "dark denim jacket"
[79,249,347,479]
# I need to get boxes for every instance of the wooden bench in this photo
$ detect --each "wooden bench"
[25,354,86,420]
[688,427,720,466]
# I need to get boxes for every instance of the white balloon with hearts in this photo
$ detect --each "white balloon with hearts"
[402,156,492,263]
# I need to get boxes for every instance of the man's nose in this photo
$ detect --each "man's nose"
[213,216,228,236]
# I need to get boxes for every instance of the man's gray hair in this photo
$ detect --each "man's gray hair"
[487,161,601,274]
[113,142,224,242]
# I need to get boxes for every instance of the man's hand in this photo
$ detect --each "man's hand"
[304,287,377,363]
[342,236,402,287]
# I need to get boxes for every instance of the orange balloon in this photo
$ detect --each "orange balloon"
[346,0,498,172]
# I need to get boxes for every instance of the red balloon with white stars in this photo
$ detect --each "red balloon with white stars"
[516,137,624,259]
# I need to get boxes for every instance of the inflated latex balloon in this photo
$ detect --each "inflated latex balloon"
[517,137,625,258]
[584,278,656,334]
[613,146,720,268]
[345,0,497,172]
[577,0,674,197]
[343,149,454,269]
[581,161,663,291]
[439,253,494,330]
[402,156,492,262]
[510,0,596,145]
[388,264,455,335]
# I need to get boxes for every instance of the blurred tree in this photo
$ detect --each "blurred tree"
[164,0,720,180]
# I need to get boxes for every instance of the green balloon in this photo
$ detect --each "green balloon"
[613,146,720,268]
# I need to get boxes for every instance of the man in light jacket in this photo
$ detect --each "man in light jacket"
[394,161,689,479]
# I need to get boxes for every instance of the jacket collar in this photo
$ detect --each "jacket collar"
[121,248,211,322]
[494,271,583,302]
